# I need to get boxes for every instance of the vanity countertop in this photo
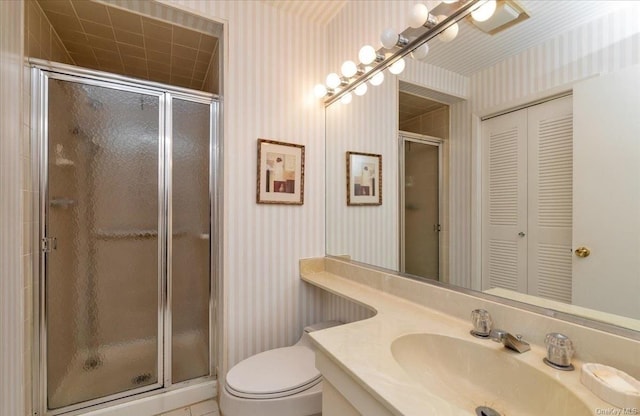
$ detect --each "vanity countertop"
[300,257,631,416]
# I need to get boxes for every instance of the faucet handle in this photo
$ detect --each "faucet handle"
[470,309,493,338]
[543,332,575,371]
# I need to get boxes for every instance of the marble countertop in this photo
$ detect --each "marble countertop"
[300,257,617,416]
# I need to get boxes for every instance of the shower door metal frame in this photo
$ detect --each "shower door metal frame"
[30,59,219,416]
[398,131,444,279]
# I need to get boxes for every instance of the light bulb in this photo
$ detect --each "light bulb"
[340,92,352,104]
[437,15,459,42]
[408,4,430,29]
[389,58,406,75]
[358,45,377,65]
[354,83,368,96]
[326,73,341,89]
[341,60,358,78]
[381,28,399,49]
[410,43,429,61]
[314,84,327,98]
[369,71,384,86]
[471,0,496,22]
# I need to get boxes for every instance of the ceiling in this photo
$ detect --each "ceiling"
[37,0,219,91]
[399,92,447,124]
[267,0,634,78]
[405,0,635,76]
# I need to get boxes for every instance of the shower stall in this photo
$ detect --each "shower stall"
[32,61,219,415]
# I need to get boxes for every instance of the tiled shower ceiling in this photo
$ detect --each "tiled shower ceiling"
[399,92,447,124]
[36,0,218,91]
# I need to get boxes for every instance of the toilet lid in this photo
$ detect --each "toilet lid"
[226,345,321,398]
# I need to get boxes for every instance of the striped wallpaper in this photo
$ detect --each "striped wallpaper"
[470,5,640,113]
[0,2,25,416]
[164,0,328,371]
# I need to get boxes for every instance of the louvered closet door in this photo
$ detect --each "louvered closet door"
[481,110,528,293]
[527,96,573,302]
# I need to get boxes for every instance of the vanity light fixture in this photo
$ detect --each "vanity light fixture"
[358,45,380,65]
[326,72,342,90]
[316,0,480,105]
[341,60,358,78]
[381,28,409,49]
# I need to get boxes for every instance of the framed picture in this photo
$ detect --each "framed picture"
[347,151,382,206]
[257,139,305,205]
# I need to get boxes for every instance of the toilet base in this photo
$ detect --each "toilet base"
[220,379,322,416]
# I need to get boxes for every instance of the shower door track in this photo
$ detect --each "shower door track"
[30,59,220,416]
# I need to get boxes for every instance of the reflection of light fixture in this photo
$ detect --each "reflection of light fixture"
[369,71,384,86]
[471,0,496,22]
[389,58,406,75]
[315,0,478,104]
[437,15,459,42]
[354,83,368,96]
[410,43,429,61]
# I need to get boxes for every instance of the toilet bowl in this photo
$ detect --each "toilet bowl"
[220,321,343,416]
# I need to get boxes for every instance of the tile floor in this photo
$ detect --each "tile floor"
[157,399,219,416]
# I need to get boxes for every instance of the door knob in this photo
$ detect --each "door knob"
[518,232,525,237]
[574,247,591,258]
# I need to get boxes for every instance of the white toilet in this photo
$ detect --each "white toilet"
[220,321,343,416]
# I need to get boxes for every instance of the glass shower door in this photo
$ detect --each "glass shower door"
[45,78,162,409]
[170,98,212,383]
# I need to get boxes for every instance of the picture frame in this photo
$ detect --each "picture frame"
[257,139,305,205]
[346,151,382,206]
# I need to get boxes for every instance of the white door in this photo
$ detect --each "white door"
[527,96,573,302]
[481,109,528,292]
[572,66,640,319]
[482,97,573,302]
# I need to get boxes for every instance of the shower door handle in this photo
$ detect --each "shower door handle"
[42,237,57,252]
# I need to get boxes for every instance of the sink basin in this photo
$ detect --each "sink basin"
[391,334,591,415]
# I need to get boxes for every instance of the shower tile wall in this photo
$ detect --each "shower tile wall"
[399,107,450,139]
[25,0,75,65]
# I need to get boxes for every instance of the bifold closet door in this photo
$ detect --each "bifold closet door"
[45,78,162,409]
[481,97,573,302]
[526,96,573,303]
[481,109,528,293]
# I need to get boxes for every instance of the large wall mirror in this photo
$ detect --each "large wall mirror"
[325,1,640,333]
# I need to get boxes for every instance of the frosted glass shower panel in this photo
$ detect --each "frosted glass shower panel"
[46,79,160,409]
[171,98,211,383]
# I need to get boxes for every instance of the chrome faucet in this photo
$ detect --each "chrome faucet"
[543,332,575,370]
[489,329,531,353]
